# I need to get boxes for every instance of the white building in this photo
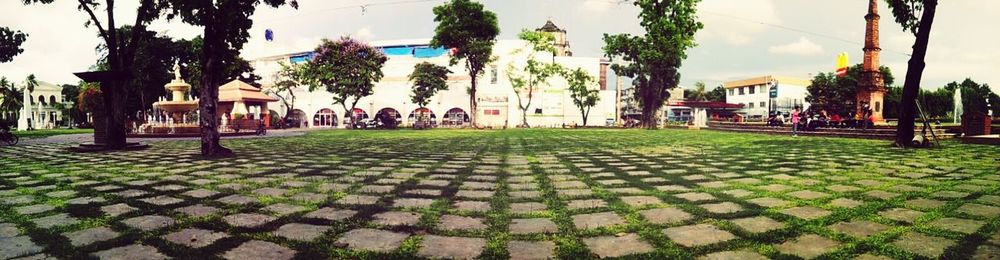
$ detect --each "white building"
[251,37,616,128]
[723,75,811,119]
[17,80,65,130]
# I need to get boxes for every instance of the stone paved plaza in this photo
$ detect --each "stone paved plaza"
[0,129,998,259]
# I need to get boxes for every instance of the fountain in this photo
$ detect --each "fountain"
[139,62,201,135]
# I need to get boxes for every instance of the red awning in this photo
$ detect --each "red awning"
[669,101,745,109]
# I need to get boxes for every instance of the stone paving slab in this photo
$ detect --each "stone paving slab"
[775,234,839,259]
[222,240,296,260]
[662,224,736,247]
[417,235,485,259]
[336,228,409,253]
[2,130,998,259]
[581,233,654,258]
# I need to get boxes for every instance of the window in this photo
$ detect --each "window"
[729,89,734,96]
[490,65,498,84]
[534,108,543,114]
[748,103,755,108]
[760,102,766,108]
[760,85,767,93]
[738,87,745,95]
[749,86,755,94]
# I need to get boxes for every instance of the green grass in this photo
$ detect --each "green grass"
[0,128,998,259]
[13,128,93,139]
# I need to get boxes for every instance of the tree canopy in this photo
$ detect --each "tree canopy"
[685,81,709,101]
[430,0,499,127]
[564,68,601,126]
[164,0,295,156]
[0,27,28,63]
[806,64,894,116]
[603,0,703,129]
[266,62,305,123]
[23,0,169,149]
[301,37,387,128]
[409,62,451,109]
[506,30,562,128]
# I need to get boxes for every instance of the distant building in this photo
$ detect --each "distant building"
[251,22,616,128]
[535,20,572,57]
[724,75,811,119]
[17,81,66,130]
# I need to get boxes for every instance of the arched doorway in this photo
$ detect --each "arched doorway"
[408,107,437,125]
[289,109,307,128]
[443,107,470,127]
[376,108,402,124]
[312,108,338,128]
[348,108,369,124]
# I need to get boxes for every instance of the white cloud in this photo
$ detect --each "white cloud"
[352,26,375,41]
[582,0,612,13]
[769,37,824,56]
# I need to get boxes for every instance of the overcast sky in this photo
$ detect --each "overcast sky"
[1,0,997,93]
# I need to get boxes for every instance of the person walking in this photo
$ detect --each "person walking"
[791,107,801,137]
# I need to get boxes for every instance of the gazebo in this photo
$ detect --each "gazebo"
[218,80,279,128]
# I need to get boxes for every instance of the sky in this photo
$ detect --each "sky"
[1,0,997,94]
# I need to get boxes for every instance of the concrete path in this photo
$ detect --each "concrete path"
[14,128,315,146]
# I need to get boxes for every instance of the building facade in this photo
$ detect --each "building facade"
[723,75,811,119]
[17,81,65,130]
[251,36,616,128]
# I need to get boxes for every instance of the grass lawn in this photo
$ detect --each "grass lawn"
[13,128,94,139]
[1,128,998,259]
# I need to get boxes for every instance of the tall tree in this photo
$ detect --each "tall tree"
[430,0,499,127]
[166,0,295,157]
[885,0,938,147]
[265,62,304,124]
[97,26,175,118]
[24,0,166,149]
[301,37,387,129]
[24,74,38,94]
[0,77,23,123]
[506,30,562,128]
[946,79,1000,116]
[175,36,261,94]
[806,64,894,116]
[604,0,703,129]
[61,84,86,126]
[409,62,451,124]
[0,27,28,63]
[705,85,726,102]
[564,68,601,126]
[686,81,708,101]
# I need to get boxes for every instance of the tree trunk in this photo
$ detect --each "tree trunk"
[198,21,232,157]
[582,107,590,126]
[469,69,478,127]
[345,104,354,129]
[894,0,937,147]
[514,91,528,128]
[99,0,127,149]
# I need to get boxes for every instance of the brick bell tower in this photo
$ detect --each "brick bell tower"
[857,0,886,122]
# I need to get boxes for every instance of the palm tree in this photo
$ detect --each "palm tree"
[24,74,37,93]
[687,81,709,101]
[0,77,23,121]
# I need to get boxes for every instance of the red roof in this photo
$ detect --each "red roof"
[219,80,279,103]
[669,101,745,109]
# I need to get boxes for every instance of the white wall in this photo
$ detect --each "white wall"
[254,39,615,128]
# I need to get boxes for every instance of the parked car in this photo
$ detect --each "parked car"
[353,119,378,129]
